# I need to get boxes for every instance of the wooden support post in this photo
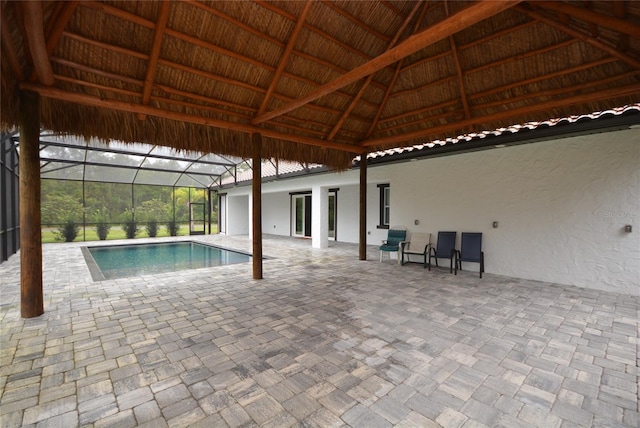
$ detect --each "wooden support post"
[359,153,367,261]
[19,90,44,318]
[252,133,263,279]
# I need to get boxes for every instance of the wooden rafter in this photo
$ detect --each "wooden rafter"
[378,99,459,128]
[140,0,172,118]
[63,32,150,60]
[530,1,640,38]
[255,0,375,64]
[366,2,431,137]
[44,1,78,53]
[445,2,470,120]
[469,38,578,75]
[50,57,143,86]
[253,0,522,126]
[468,58,619,102]
[320,0,391,43]
[256,1,313,118]
[22,0,54,85]
[184,0,388,96]
[516,5,640,70]
[362,84,640,147]
[387,75,457,100]
[471,72,640,111]
[62,32,378,123]
[613,1,630,51]
[79,0,386,113]
[20,84,364,154]
[326,0,423,141]
[375,57,622,134]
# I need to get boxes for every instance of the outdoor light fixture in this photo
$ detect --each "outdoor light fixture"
[625,225,632,232]
[493,221,499,228]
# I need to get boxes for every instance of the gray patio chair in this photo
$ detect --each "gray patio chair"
[400,232,431,268]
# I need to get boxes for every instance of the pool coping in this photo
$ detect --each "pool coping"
[80,240,255,282]
[80,246,106,282]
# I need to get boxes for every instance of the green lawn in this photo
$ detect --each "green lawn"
[42,224,217,243]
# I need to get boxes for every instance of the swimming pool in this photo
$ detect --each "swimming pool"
[82,241,251,280]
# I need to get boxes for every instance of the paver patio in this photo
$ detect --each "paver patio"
[0,235,638,427]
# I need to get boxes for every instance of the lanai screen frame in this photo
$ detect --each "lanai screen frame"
[1,131,255,252]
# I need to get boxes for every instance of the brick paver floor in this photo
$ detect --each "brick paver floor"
[1,234,638,427]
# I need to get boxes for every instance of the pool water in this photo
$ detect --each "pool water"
[84,241,251,280]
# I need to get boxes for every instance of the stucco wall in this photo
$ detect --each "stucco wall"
[226,194,249,235]
[383,130,639,295]
[220,128,639,295]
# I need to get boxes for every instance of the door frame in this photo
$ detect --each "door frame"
[290,192,312,238]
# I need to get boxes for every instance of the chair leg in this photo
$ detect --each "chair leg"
[379,251,383,263]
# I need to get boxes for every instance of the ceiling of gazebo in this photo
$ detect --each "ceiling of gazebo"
[1,1,639,169]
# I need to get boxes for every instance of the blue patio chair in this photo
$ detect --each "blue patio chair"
[455,232,485,278]
[428,231,457,273]
[379,228,406,263]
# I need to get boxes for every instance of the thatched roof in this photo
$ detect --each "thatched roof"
[2,1,639,169]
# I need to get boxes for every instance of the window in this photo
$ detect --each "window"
[378,183,390,229]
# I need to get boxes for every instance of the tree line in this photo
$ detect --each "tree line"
[41,179,215,226]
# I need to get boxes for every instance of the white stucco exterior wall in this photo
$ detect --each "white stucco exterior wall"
[385,130,640,295]
[226,194,249,235]
[219,128,639,295]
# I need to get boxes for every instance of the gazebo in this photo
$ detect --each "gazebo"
[1,0,639,317]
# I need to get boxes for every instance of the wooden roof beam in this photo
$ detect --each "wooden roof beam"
[366,2,433,137]
[19,84,364,154]
[253,0,522,125]
[43,1,78,53]
[613,0,630,51]
[371,72,640,137]
[377,57,619,132]
[326,0,423,141]
[139,0,172,119]
[22,0,54,85]
[529,1,640,39]
[320,1,391,42]
[257,1,313,117]
[516,5,640,70]
[185,0,388,95]
[468,57,618,101]
[362,84,640,148]
[445,2,470,120]
[472,71,640,111]
[255,0,374,64]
